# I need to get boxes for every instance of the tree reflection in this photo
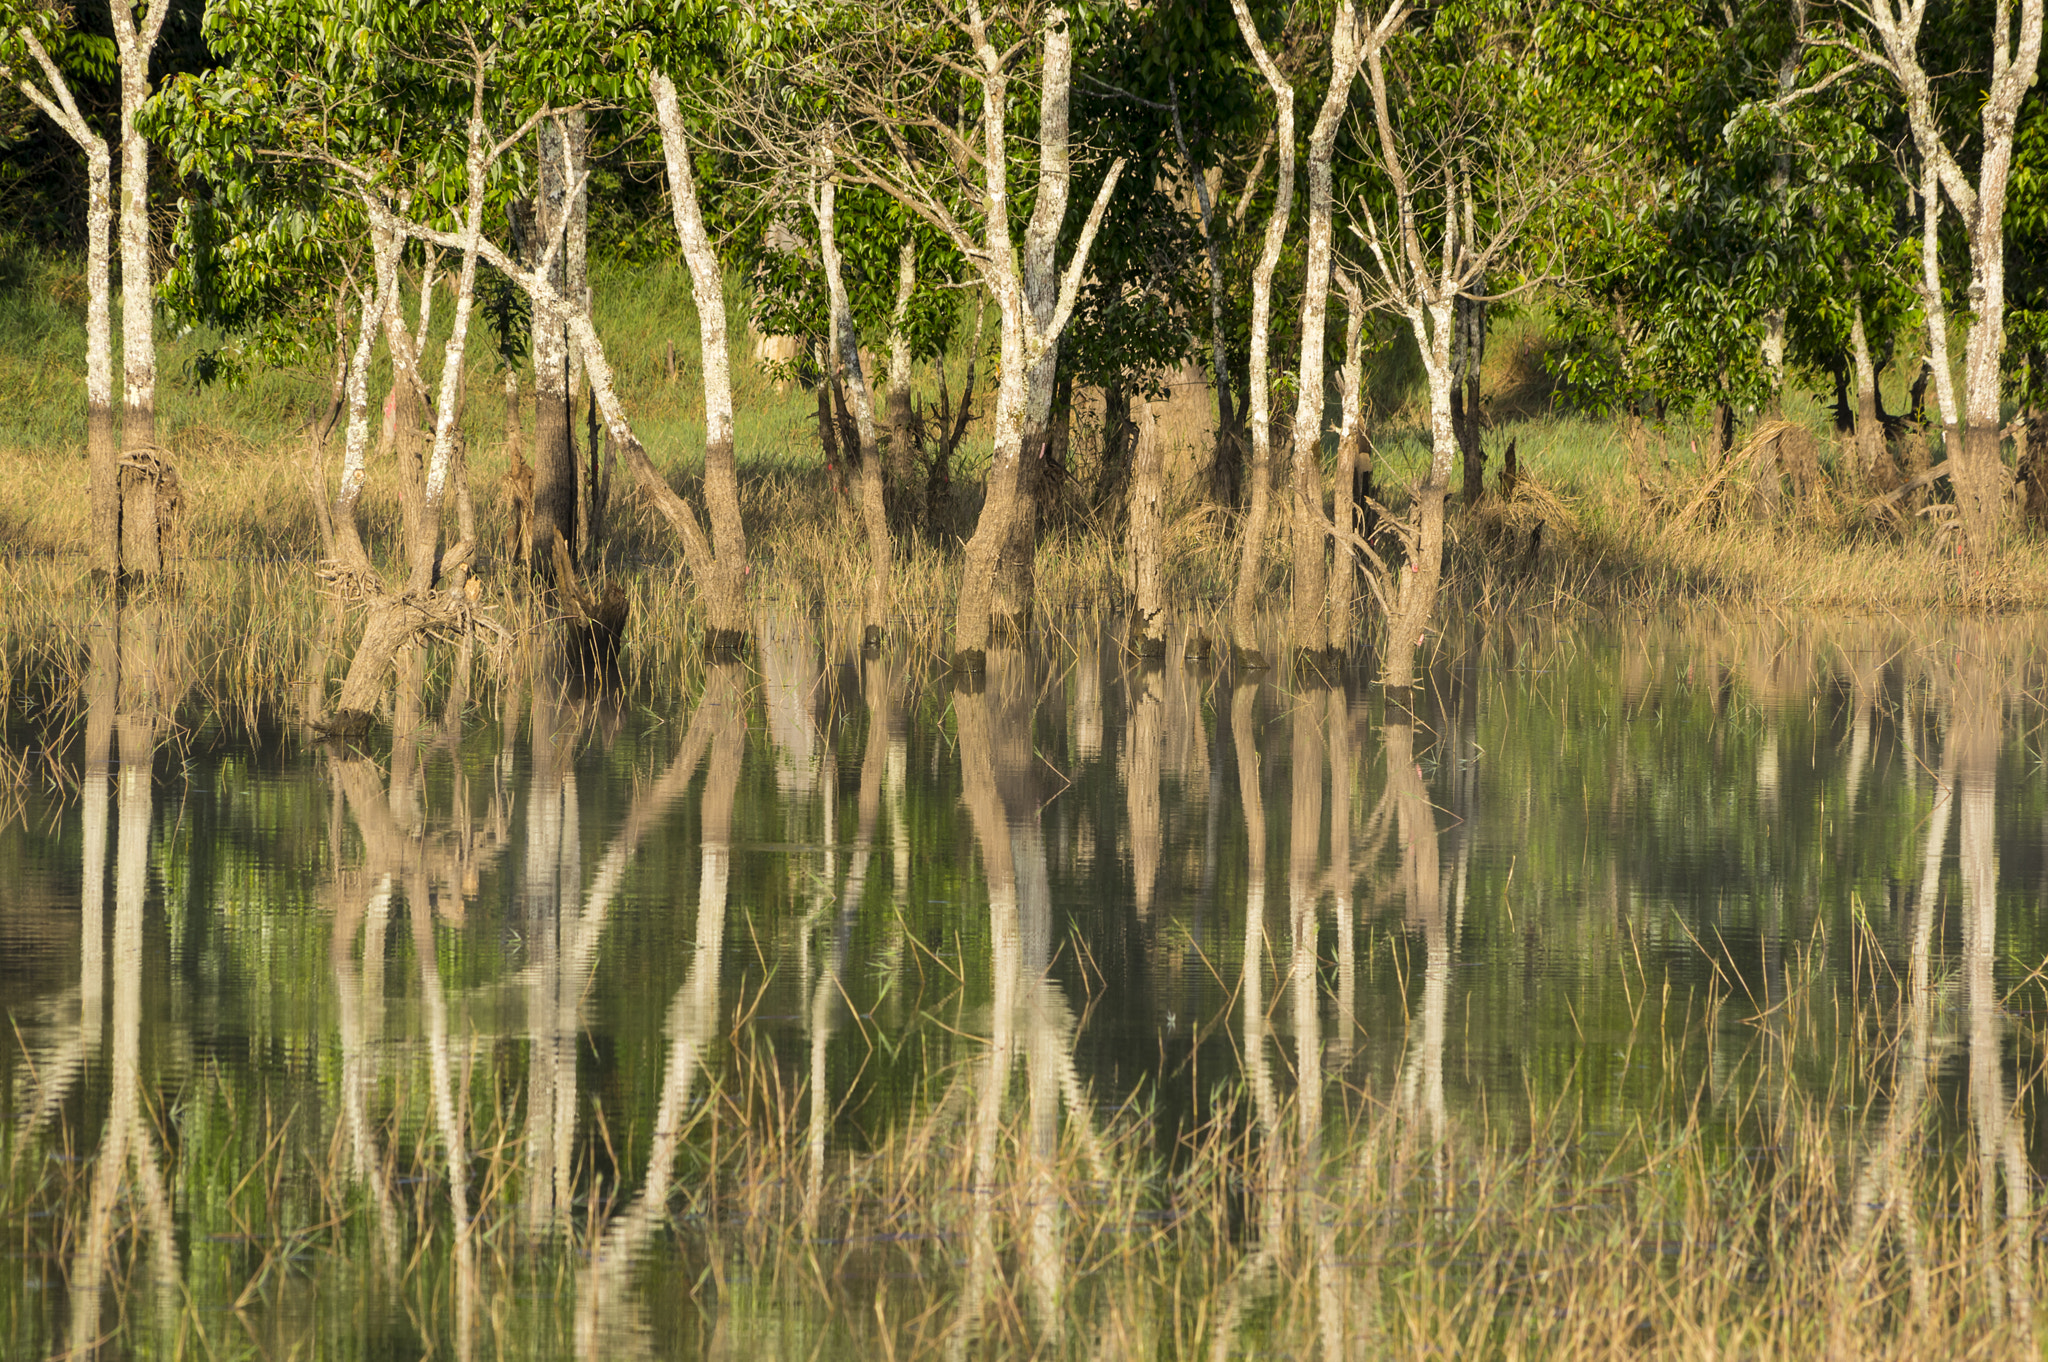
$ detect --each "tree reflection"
[67,605,178,1360]
[947,644,1108,1359]
[573,661,746,1359]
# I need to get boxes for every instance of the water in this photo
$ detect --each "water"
[3,605,2046,1357]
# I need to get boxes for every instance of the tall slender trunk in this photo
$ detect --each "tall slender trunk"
[1289,5,1365,658]
[1849,297,1887,487]
[651,72,749,646]
[85,141,116,577]
[817,134,892,643]
[948,0,1124,668]
[886,236,920,526]
[532,117,578,575]
[1328,271,1367,655]
[1917,160,1958,450]
[1128,395,1166,655]
[333,284,381,577]
[1227,0,1298,666]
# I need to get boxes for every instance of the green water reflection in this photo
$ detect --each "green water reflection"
[3,607,2046,1357]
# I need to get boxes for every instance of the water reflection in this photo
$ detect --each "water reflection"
[6,611,2048,1356]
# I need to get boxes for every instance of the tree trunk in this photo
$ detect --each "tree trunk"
[1288,5,1363,660]
[406,108,490,594]
[1917,161,1959,456]
[532,118,578,577]
[1383,306,1455,689]
[817,136,893,644]
[85,141,116,578]
[1226,0,1298,667]
[1328,270,1367,656]
[1454,291,1486,503]
[1128,394,1166,656]
[110,3,169,580]
[1850,298,1889,489]
[651,72,749,647]
[333,285,381,578]
[886,236,921,527]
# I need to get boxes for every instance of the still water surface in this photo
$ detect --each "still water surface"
[3,607,2046,1357]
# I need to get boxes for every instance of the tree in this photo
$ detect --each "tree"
[765,0,1127,668]
[1829,0,2044,556]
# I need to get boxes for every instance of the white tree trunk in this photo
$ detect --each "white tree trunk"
[1918,160,1958,445]
[1289,4,1366,656]
[651,70,749,643]
[816,134,892,639]
[1226,0,1298,665]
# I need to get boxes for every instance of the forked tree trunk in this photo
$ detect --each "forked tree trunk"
[1288,2,1365,659]
[886,236,921,527]
[14,36,119,579]
[1328,271,1367,655]
[651,71,749,647]
[817,137,892,644]
[406,110,490,593]
[532,117,579,576]
[990,5,1080,634]
[1226,0,1298,667]
[1128,394,1166,655]
[947,2,1123,669]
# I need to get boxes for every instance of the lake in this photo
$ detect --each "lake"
[3,603,2044,1358]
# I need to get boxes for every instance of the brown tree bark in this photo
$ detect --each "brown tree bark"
[1128,394,1166,655]
[1849,298,1890,489]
